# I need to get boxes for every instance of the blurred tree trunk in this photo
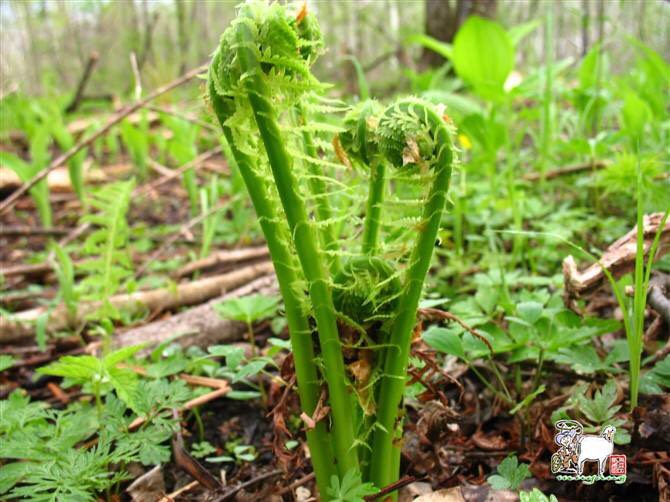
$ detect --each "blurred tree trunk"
[175,0,189,75]
[421,0,497,67]
[581,0,590,57]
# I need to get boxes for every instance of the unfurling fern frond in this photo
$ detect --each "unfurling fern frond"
[207,2,457,497]
[78,179,135,320]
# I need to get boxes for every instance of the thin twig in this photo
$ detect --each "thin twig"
[158,480,199,502]
[213,470,283,502]
[364,476,418,501]
[145,104,219,131]
[128,385,230,431]
[523,160,609,181]
[0,225,69,237]
[418,307,494,353]
[135,146,222,198]
[275,472,316,496]
[134,198,229,277]
[0,63,207,216]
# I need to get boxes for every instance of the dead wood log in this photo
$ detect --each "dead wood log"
[523,160,610,181]
[0,261,274,343]
[0,162,133,192]
[109,274,277,351]
[176,246,269,278]
[563,212,670,301]
[648,273,670,326]
[0,225,69,237]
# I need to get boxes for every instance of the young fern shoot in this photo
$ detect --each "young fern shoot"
[367,99,455,489]
[207,1,456,497]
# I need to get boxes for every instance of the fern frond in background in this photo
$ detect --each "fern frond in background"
[78,179,135,321]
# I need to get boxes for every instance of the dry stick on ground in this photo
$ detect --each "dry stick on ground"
[158,480,200,502]
[0,63,207,217]
[418,307,494,353]
[134,198,230,278]
[109,274,277,351]
[0,161,134,192]
[275,472,316,497]
[128,379,230,431]
[64,51,99,114]
[563,212,670,300]
[176,246,270,278]
[523,160,610,181]
[648,273,670,325]
[0,261,274,342]
[212,470,283,502]
[145,104,220,131]
[135,146,222,198]
[1,261,54,279]
[0,225,70,237]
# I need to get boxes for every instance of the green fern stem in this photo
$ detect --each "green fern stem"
[369,99,454,490]
[235,11,359,476]
[208,76,336,492]
[362,159,386,255]
[297,102,340,274]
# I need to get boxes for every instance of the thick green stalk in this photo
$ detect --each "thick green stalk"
[235,13,359,476]
[369,100,454,489]
[209,76,336,493]
[297,103,340,274]
[362,159,386,255]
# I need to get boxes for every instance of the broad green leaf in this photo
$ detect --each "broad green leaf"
[507,19,541,47]
[406,33,453,60]
[516,301,544,325]
[37,355,101,379]
[0,355,16,372]
[214,294,280,324]
[621,90,652,139]
[452,16,514,99]
[422,326,466,360]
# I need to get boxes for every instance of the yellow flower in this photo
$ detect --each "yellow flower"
[458,133,472,150]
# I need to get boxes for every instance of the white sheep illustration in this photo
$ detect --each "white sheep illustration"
[576,425,616,475]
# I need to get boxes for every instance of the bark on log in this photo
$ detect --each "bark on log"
[109,274,277,351]
[176,246,269,278]
[0,261,274,343]
[648,273,670,326]
[563,212,670,301]
[0,162,133,192]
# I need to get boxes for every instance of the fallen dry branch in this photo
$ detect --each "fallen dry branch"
[648,273,670,325]
[110,274,277,351]
[0,162,133,192]
[0,225,69,238]
[128,381,231,431]
[1,261,54,279]
[176,246,269,278]
[563,212,670,300]
[136,146,222,198]
[0,64,206,216]
[0,261,273,343]
[523,160,610,181]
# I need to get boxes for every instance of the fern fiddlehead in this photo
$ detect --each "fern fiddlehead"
[208,2,456,496]
[232,4,359,475]
[208,58,337,492]
[208,0,358,485]
[368,98,455,489]
[339,100,387,255]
